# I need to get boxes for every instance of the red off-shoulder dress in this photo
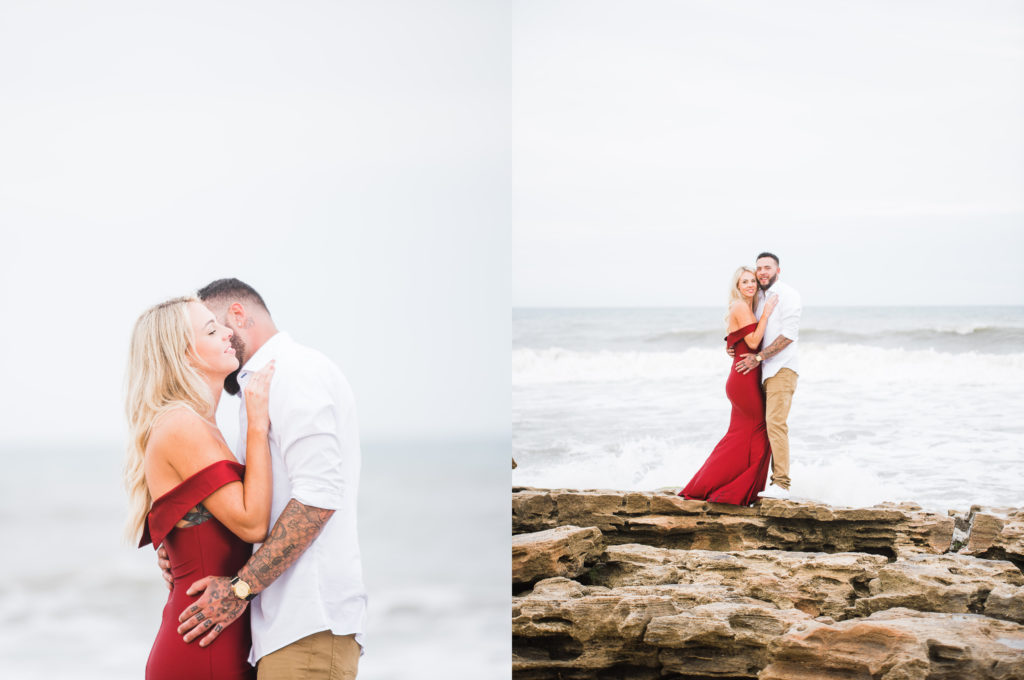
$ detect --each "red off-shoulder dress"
[679,323,773,505]
[139,460,256,680]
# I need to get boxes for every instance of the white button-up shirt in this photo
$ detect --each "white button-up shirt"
[235,332,367,664]
[755,281,802,382]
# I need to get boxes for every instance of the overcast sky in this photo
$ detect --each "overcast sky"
[0,1,510,446]
[2,2,1023,445]
[513,1,1024,307]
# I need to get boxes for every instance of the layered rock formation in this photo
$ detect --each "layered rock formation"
[513,488,957,558]
[513,525,605,586]
[512,488,1024,679]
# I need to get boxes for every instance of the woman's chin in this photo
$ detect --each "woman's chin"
[211,361,239,382]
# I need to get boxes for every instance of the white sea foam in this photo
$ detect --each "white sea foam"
[514,436,702,491]
[514,344,1024,386]
[802,343,1024,385]
[513,438,913,508]
[511,432,1022,514]
[513,347,722,384]
[785,458,914,508]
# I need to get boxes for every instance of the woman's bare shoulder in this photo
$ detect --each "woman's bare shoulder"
[729,301,755,324]
[146,406,226,473]
[729,300,749,313]
[149,406,207,443]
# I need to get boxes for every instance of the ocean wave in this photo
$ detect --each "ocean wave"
[513,344,1024,385]
[513,347,724,384]
[512,437,1024,514]
[641,325,1024,353]
[644,329,722,344]
[799,326,1024,353]
[512,440,916,509]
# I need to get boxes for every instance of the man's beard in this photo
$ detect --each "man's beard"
[759,273,778,290]
[223,334,247,396]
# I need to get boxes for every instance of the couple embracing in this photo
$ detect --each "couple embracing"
[680,252,802,506]
[124,279,367,679]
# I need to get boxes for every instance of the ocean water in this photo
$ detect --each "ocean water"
[0,438,508,679]
[513,306,1024,514]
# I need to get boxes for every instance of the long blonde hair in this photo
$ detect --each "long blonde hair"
[726,266,757,322]
[123,295,214,543]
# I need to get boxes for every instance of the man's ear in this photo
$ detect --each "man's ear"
[227,302,247,327]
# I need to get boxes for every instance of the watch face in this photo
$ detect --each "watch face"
[233,580,251,599]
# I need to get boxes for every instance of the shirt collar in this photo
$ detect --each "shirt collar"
[238,331,290,384]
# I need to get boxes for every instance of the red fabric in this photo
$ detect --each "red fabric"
[140,460,256,680]
[680,323,773,505]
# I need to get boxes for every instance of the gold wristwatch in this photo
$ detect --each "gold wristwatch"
[755,354,764,362]
[230,576,256,601]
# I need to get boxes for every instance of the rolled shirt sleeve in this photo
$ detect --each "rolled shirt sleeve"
[269,367,348,510]
[779,288,802,342]
[283,431,346,510]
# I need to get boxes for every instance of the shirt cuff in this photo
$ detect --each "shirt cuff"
[284,433,346,510]
[290,489,343,511]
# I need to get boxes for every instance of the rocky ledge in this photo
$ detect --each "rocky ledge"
[512,487,1024,680]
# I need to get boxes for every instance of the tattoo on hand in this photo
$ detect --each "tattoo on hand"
[177,576,248,646]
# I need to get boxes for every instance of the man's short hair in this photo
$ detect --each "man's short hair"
[756,252,780,266]
[197,278,270,314]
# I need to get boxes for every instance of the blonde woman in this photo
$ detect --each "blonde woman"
[125,296,275,680]
[679,266,778,505]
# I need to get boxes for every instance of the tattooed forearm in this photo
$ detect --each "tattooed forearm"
[237,499,334,594]
[759,335,792,360]
[177,503,213,528]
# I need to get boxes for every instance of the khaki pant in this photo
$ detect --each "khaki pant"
[764,368,798,490]
[257,630,360,680]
